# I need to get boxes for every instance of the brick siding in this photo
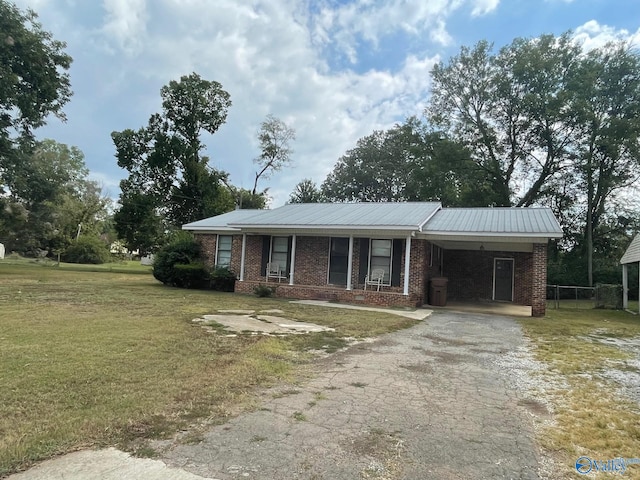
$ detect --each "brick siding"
[195,233,547,315]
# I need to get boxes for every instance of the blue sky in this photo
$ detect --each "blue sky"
[13,0,640,207]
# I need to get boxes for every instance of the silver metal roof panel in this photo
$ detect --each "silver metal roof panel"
[424,208,563,237]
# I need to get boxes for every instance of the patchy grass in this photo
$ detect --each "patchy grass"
[0,263,415,476]
[519,308,640,478]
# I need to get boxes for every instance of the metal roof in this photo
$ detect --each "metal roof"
[182,209,267,232]
[423,208,563,237]
[229,202,442,230]
[621,235,640,264]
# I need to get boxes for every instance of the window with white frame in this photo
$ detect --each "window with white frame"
[369,239,392,284]
[270,236,289,268]
[216,235,232,267]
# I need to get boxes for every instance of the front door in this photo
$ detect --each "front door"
[494,258,514,302]
[329,237,349,285]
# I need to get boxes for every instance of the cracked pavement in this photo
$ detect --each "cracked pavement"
[159,311,547,479]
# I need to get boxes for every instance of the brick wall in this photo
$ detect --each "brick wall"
[442,249,534,306]
[196,234,217,267]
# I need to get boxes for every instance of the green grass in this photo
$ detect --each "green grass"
[519,307,640,478]
[0,262,416,476]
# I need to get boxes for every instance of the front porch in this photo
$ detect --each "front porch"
[235,280,423,308]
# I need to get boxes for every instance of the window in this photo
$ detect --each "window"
[270,236,289,268]
[216,235,232,267]
[328,237,349,285]
[369,239,392,284]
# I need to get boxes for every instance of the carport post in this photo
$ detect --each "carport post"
[622,264,628,310]
[239,233,246,281]
[346,235,354,291]
[403,235,411,296]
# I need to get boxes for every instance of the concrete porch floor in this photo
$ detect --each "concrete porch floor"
[426,300,533,317]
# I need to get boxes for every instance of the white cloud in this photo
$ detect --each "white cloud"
[573,20,640,51]
[470,0,499,16]
[101,0,148,55]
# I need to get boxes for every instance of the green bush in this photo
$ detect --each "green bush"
[210,266,236,292]
[62,236,112,264]
[153,233,203,287]
[253,284,276,298]
[173,263,210,289]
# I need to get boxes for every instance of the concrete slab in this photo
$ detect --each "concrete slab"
[7,447,217,480]
[434,301,532,317]
[198,314,335,335]
[290,300,432,320]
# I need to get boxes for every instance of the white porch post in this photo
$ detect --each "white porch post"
[346,235,354,290]
[289,234,297,285]
[622,264,628,310]
[239,234,246,281]
[403,235,412,296]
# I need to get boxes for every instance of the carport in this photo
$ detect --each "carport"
[621,234,640,314]
[420,208,563,317]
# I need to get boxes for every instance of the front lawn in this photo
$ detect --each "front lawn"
[520,308,640,478]
[0,263,416,476]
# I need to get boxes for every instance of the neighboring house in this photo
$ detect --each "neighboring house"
[183,202,563,316]
[621,234,640,313]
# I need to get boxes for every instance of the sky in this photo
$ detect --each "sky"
[12,0,640,208]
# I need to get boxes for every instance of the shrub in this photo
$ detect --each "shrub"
[173,262,210,289]
[62,236,111,264]
[153,233,203,287]
[210,266,236,292]
[254,284,276,298]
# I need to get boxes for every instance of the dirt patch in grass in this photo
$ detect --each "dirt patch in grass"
[519,308,640,478]
[0,263,416,476]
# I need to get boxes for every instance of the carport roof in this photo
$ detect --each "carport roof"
[621,235,640,264]
[423,208,563,238]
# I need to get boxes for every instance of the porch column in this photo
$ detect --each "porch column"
[289,234,297,285]
[531,243,547,317]
[239,233,247,281]
[403,235,411,296]
[622,264,628,310]
[346,235,354,290]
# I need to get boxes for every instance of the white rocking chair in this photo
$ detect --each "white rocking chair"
[364,269,385,291]
[266,262,287,282]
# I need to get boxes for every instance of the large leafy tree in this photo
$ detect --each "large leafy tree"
[113,73,235,238]
[321,117,493,206]
[427,34,580,207]
[289,178,324,204]
[0,0,72,191]
[0,140,108,254]
[427,33,640,285]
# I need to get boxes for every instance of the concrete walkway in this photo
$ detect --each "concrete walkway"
[10,311,549,479]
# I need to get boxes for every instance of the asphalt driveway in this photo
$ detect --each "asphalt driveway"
[158,311,550,479]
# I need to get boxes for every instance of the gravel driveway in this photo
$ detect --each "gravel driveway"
[159,311,549,479]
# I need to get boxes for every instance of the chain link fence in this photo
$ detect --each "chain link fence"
[547,284,624,310]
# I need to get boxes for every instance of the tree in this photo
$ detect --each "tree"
[426,34,580,207]
[113,73,234,234]
[570,42,640,285]
[0,140,109,255]
[320,117,493,205]
[289,179,324,203]
[0,0,72,191]
[252,115,295,195]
